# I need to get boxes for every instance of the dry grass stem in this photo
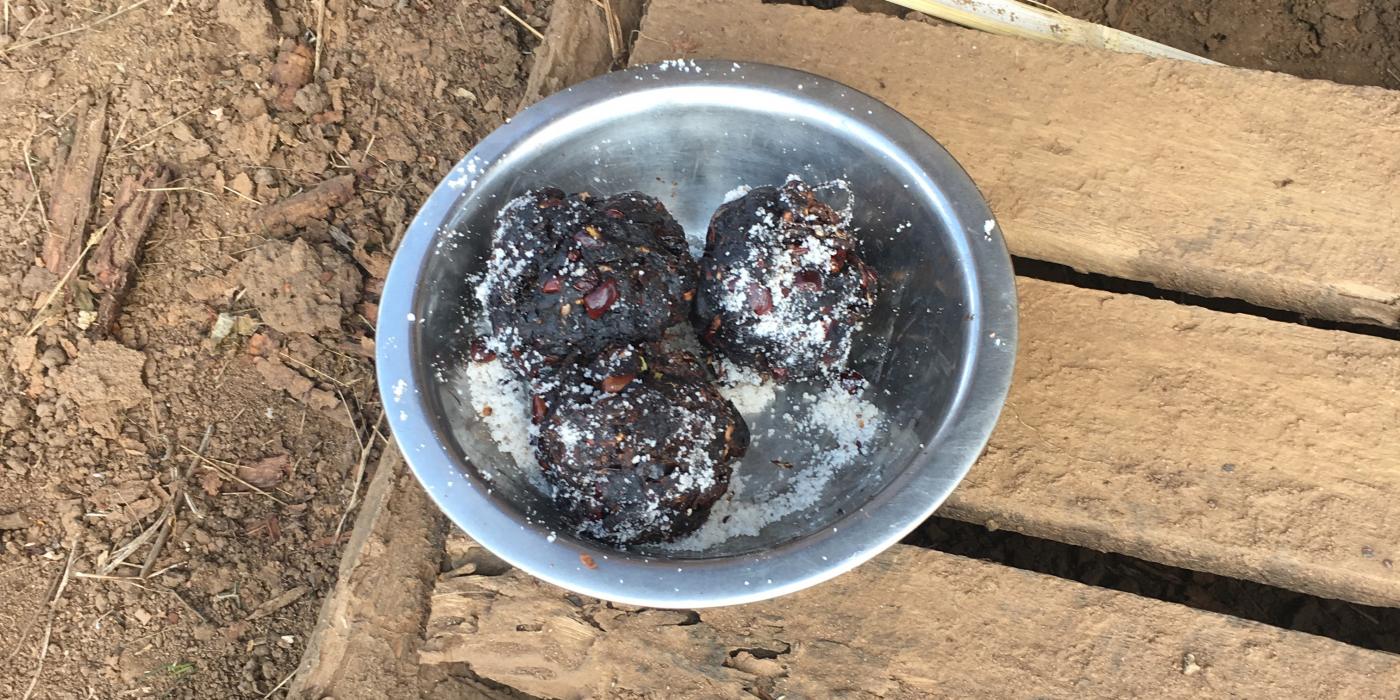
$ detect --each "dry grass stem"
[181,447,291,505]
[26,222,110,336]
[221,184,263,205]
[2,0,155,55]
[278,351,351,387]
[313,0,326,73]
[499,4,543,40]
[22,544,79,700]
[335,410,384,538]
[22,132,50,234]
[114,106,197,152]
[262,670,297,699]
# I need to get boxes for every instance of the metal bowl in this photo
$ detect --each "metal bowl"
[377,60,1017,608]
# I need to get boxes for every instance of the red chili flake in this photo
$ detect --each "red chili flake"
[794,270,823,292]
[532,396,547,422]
[859,262,878,290]
[601,373,635,393]
[469,340,496,363]
[583,278,619,319]
[830,249,849,274]
[747,283,773,316]
[770,366,789,381]
[580,553,598,569]
[604,208,625,219]
[541,277,562,293]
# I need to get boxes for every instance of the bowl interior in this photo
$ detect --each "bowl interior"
[414,73,980,559]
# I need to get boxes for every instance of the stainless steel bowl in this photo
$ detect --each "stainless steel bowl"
[377,60,1017,608]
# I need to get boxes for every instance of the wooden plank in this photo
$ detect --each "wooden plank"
[288,442,447,699]
[633,0,1400,328]
[946,277,1400,606]
[420,544,1400,699]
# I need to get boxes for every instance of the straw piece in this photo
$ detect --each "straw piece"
[885,0,1219,65]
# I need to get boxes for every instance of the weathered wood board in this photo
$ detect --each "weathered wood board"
[288,443,446,699]
[421,544,1400,699]
[952,278,1400,606]
[633,0,1400,328]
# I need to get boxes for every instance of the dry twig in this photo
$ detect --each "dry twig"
[87,164,172,339]
[182,448,291,505]
[499,4,544,40]
[26,221,110,336]
[42,94,108,276]
[22,543,79,700]
[0,0,154,54]
[335,410,384,538]
[313,0,327,73]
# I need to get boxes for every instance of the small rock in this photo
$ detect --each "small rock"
[9,336,37,372]
[19,265,58,300]
[30,69,54,89]
[0,511,28,530]
[293,84,329,115]
[246,332,280,357]
[238,453,290,489]
[215,0,277,54]
[170,120,196,142]
[230,172,255,199]
[233,93,267,119]
[1181,652,1203,676]
[2,398,33,428]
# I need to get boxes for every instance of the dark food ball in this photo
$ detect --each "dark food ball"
[534,344,749,544]
[481,188,698,374]
[695,179,877,379]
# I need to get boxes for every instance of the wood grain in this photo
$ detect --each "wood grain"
[633,0,1400,327]
[947,277,1400,605]
[42,94,108,275]
[86,165,170,339]
[288,443,446,699]
[422,545,1400,699]
[519,0,645,109]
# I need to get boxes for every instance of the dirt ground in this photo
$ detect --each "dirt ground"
[1047,0,1400,89]
[0,0,543,695]
[0,0,1396,697]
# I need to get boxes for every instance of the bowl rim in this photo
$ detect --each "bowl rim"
[376,59,1018,608]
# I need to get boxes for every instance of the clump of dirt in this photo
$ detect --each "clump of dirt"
[229,239,362,336]
[0,0,547,695]
[51,340,152,438]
